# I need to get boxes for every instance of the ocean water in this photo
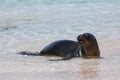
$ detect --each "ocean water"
[0,0,120,80]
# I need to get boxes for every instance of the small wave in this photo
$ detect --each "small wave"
[0,0,119,6]
[0,26,17,32]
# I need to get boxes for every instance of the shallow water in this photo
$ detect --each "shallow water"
[0,1,120,80]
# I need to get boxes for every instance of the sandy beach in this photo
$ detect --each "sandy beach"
[0,1,120,80]
[0,39,120,80]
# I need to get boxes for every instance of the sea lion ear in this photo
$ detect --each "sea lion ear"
[89,34,96,41]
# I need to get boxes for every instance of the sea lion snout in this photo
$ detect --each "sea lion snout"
[77,35,85,44]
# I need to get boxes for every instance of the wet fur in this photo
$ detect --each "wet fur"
[78,33,100,58]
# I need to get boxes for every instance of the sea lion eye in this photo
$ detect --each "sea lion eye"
[84,34,92,40]
[84,34,88,38]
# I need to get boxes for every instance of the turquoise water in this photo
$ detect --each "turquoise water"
[0,0,120,4]
[0,0,120,8]
[0,0,120,53]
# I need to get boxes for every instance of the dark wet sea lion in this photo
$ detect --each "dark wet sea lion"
[40,40,81,60]
[77,33,100,58]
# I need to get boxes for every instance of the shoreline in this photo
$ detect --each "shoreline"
[0,38,120,80]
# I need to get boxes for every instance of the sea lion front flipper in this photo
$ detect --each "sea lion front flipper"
[76,45,81,57]
[77,51,80,57]
[63,45,81,60]
[63,53,74,60]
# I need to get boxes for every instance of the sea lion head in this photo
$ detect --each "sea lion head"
[77,33,100,58]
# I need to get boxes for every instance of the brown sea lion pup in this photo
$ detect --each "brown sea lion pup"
[77,33,100,58]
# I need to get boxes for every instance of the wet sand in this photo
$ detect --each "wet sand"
[0,39,120,80]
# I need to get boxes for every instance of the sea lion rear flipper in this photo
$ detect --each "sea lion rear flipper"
[17,51,40,56]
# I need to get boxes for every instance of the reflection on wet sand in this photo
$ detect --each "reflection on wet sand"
[80,60,99,80]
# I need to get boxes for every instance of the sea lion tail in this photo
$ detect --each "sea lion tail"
[17,51,40,56]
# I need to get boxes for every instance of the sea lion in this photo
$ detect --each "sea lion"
[40,40,81,60]
[77,33,100,58]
